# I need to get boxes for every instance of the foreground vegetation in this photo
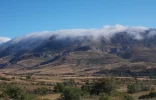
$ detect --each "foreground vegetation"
[0,74,155,100]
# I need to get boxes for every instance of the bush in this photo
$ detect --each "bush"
[2,85,36,100]
[81,83,92,92]
[63,79,76,87]
[54,83,65,93]
[99,93,112,100]
[43,99,50,100]
[22,92,37,100]
[0,76,10,81]
[60,87,82,100]
[2,85,26,100]
[139,91,156,99]
[26,75,31,80]
[127,82,150,94]
[127,83,141,94]
[54,80,76,93]
[81,81,92,97]
[124,95,134,100]
[90,78,117,95]
[34,87,53,95]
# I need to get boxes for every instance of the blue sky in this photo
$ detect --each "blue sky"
[0,0,156,38]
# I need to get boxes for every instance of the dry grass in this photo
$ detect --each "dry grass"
[38,93,60,100]
[117,85,127,92]
[131,91,151,100]
[0,73,156,100]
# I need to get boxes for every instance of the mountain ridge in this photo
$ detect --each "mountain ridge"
[1,25,156,76]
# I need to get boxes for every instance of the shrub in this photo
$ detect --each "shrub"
[26,75,31,80]
[22,92,37,100]
[54,80,76,93]
[124,95,134,100]
[127,83,141,93]
[127,82,150,94]
[11,77,15,79]
[90,78,117,95]
[81,81,92,97]
[99,93,112,100]
[63,79,76,87]
[2,85,26,100]
[0,76,10,81]
[60,87,82,100]
[139,91,156,99]
[43,99,50,100]
[81,83,92,93]
[2,85,36,100]
[34,87,53,95]
[54,83,65,93]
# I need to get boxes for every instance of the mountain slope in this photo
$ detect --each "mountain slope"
[1,25,156,76]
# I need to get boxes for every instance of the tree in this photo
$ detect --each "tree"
[54,83,65,93]
[26,75,31,80]
[90,78,117,95]
[60,87,82,100]
[81,83,92,93]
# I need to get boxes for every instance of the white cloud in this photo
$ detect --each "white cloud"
[14,24,149,41]
[148,30,156,38]
[0,36,11,44]
[0,25,151,51]
[6,24,149,50]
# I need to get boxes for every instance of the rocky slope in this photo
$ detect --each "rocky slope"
[0,25,156,76]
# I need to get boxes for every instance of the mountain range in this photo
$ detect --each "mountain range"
[1,25,156,77]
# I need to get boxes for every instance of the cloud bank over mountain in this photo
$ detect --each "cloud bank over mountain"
[11,24,150,44]
[1,24,156,57]
[0,36,11,44]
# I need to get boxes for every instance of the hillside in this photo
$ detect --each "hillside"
[0,25,156,76]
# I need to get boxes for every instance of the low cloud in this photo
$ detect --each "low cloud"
[13,24,149,42]
[0,25,152,52]
[0,36,11,44]
[148,30,156,38]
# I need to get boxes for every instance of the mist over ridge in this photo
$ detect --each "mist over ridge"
[0,24,156,57]
[10,24,151,42]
